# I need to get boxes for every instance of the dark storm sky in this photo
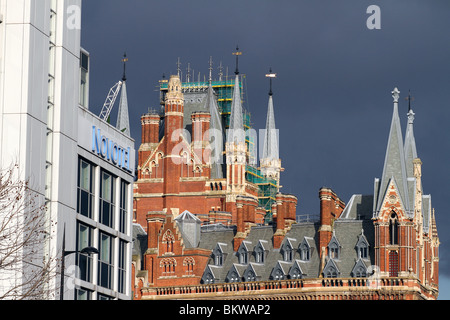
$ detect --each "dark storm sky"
[80,0,450,282]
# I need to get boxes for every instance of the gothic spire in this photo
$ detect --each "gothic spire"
[262,69,278,161]
[206,57,224,179]
[117,53,130,135]
[227,48,245,145]
[116,81,130,135]
[375,87,410,215]
[404,94,418,178]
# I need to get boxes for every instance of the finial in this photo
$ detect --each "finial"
[218,61,224,82]
[406,90,416,124]
[176,57,182,77]
[265,67,277,96]
[186,63,191,82]
[232,45,242,75]
[405,89,415,112]
[208,56,213,83]
[392,87,400,103]
[121,52,128,81]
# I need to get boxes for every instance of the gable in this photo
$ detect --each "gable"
[376,178,408,221]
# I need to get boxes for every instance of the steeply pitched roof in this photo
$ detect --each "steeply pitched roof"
[116,81,130,135]
[375,88,411,216]
[262,95,279,160]
[404,108,418,178]
[206,84,225,179]
[227,74,245,144]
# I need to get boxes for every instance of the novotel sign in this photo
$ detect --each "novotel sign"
[92,126,131,172]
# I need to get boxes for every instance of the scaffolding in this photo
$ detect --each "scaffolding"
[246,165,278,223]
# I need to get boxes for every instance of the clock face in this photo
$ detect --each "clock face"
[388,195,397,204]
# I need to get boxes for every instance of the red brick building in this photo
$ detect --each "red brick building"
[131,70,439,300]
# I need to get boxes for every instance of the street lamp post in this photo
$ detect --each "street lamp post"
[60,226,99,300]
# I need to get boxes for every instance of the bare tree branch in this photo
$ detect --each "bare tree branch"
[0,163,59,300]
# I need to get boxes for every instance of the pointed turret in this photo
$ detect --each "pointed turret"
[374,87,411,217]
[116,53,130,135]
[225,47,247,219]
[206,57,224,179]
[404,95,418,178]
[227,47,245,145]
[262,69,279,161]
[260,69,282,189]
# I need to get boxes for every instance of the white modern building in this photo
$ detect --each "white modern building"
[0,0,135,300]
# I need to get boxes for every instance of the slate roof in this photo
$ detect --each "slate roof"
[196,192,377,283]
[375,94,410,216]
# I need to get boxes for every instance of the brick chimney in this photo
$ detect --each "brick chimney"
[318,187,345,253]
[141,112,160,145]
[273,193,286,249]
[234,196,246,251]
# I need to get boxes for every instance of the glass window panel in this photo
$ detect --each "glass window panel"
[100,233,111,263]
[102,172,112,201]
[80,160,90,191]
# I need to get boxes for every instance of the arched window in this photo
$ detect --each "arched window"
[240,251,248,264]
[237,243,250,264]
[162,230,175,254]
[328,234,341,260]
[183,257,195,275]
[299,239,311,261]
[281,241,294,262]
[289,267,302,279]
[389,213,399,245]
[273,268,284,280]
[228,271,240,283]
[204,272,214,284]
[246,270,256,282]
[160,258,176,274]
[324,265,338,278]
[354,266,367,277]
[254,241,267,264]
[329,242,339,259]
[214,252,223,266]
[358,242,368,259]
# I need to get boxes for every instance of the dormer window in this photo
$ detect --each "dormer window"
[281,240,294,262]
[214,252,223,266]
[329,243,339,259]
[237,242,251,265]
[212,243,226,266]
[323,259,340,278]
[328,233,341,260]
[240,251,248,264]
[299,238,311,261]
[226,265,242,283]
[356,230,370,260]
[254,240,267,264]
[358,242,368,259]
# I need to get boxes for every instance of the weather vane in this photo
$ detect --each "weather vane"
[122,52,128,81]
[232,45,242,75]
[265,67,277,96]
[405,90,414,111]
